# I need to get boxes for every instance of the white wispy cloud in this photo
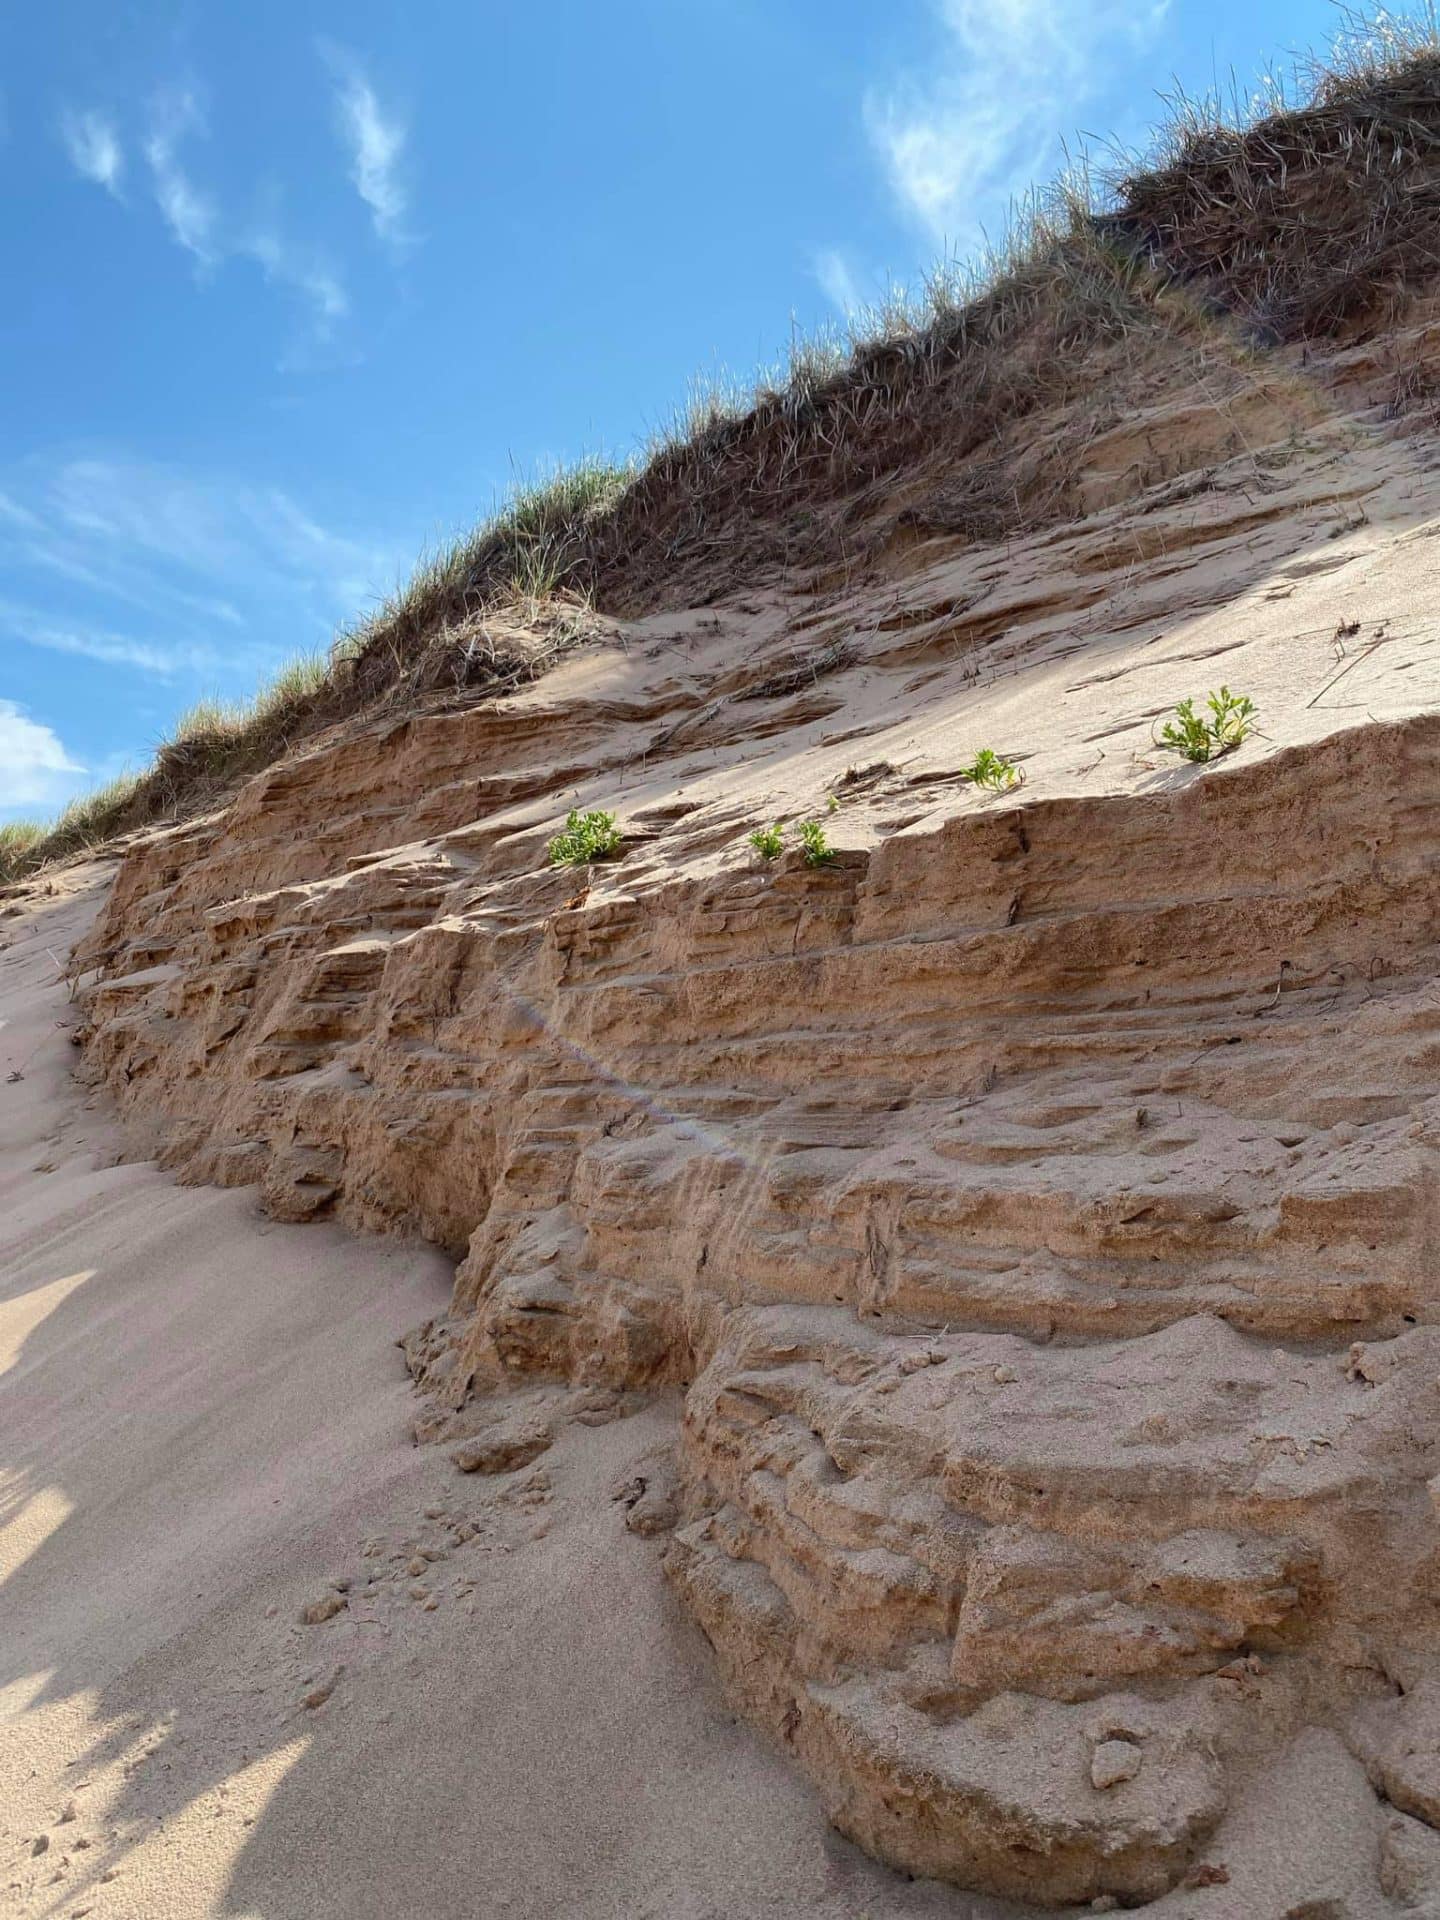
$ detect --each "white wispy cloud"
[60,108,125,197]
[0,522,242,631]
[44,459,389,609]
[0,454,403,692]
[133,86,347,341]
[0,700,84,815]
[143,87,217,262]
[322,44,410,245]
[0,606,224,679]
[243,228,349,337]
[0,491,44,532]
[865,0,1168,248]
[814,247,863,318]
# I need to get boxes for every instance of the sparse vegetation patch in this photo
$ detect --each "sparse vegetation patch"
[336,459,632,696]
[547,809,622,868]
[748,823,786,860]
[960,748,1022,793]
[1157,688,1258,763]
[798,820,835,867]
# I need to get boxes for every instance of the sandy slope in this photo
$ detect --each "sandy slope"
[0,872,993,1920]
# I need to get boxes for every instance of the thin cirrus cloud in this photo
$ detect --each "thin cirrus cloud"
[243,226,349,336]
[141,91,349,332]
[142,87,218,262]
[814,247,864,319]
[58,85,349,344]
[59,108,125,197]
[0,454,403,688]
[864,0,1169,250]
[321,42,411,245]
[0,604,227,679]
[57,53,409,345]
[139,86,348,339]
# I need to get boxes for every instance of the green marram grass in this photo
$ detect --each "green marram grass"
[0,822,46,886]
[48,771,145,850]
[334,459,633,675]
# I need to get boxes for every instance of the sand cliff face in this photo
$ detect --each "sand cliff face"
[68,326,1440,1907]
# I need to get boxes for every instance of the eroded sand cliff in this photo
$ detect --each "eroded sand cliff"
[52,275,1440,1912]
[6,878,982,1920]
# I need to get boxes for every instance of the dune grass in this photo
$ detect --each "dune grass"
[151,652,332,782]
[0,822,46,886]
[334,459,632,688]
[0,772,148,887]
[11,7,1440,888]
[2,652,334,887]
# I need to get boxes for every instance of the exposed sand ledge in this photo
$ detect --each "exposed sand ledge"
[14,296,1440,1915]
[0,872,981,1920]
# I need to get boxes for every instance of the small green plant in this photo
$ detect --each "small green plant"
[547,808,622,868]
[748,822,785,860]
[797,819,834,866]
[1157,687,1258,763]
[825,792,840,814]
[960,747,1022,792]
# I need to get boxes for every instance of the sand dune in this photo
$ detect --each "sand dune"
[15,53,1440,1914]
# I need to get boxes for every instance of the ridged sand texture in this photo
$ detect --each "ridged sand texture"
[61,63,1440,1912]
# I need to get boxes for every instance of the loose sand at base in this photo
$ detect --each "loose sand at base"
[0,873,991,1920]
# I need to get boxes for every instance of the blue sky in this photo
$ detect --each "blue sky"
[2,0,1342,820]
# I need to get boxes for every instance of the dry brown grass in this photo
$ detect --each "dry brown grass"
[1110,22,1440,339]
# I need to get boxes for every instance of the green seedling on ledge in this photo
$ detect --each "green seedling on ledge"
[748,823,786,860]
[1157,687,1257,763]
[547,808,622,867]
[960,747,1022,792]
[797,819,835,866]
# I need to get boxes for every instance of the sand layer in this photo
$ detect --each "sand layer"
[12,296,1440,1914]
[1,876,987,1920]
